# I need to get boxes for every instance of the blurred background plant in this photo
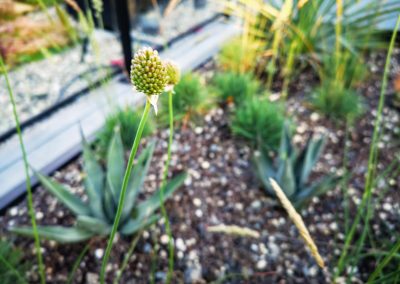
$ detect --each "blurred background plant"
[158,72,213,127]
[11,131,186,242]
[253,123,338,208]
[217,36,264,75]
[212,71,260,105]
[96,107,155,159]
[0,12,74,66]
[0,239,30,284]
[310,49,365,122]
[231,96,285,151]
[223,0,400,96]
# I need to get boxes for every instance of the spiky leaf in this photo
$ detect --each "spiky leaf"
[83,141,105,220]
[36,172,90,216]
[120,214,160,235]
[294,175,339,208]
[76,216,110,235]
[253,151,275,195]
[103,184,116,223]
[137,173,187,219]
[278,123,293,165]
[277,158,296,198]
[295,135,326,186]
[10,226,93,243]
[107,130,125,201]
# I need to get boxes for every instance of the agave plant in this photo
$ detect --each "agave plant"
[253,123,338,208]
[10,130,186,243]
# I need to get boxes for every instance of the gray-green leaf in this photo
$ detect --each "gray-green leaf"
[107,129,125,202]
[120,214,160,235]
[137,173,186,219]
[83,142,105,220]
[10,226,94,243]
[36,172,90,216]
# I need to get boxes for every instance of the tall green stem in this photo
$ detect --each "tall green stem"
[100,100,151,283]
[335,15,400,278]
[0,57,46,284]
[160,90,175,283]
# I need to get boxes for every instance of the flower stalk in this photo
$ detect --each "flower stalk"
[160,89,175,283]
[0,56,46,283]
[100,47,180,283]
[100,99,151,283]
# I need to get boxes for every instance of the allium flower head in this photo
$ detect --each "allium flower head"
[164,60,181,86]
[130,47,168,97]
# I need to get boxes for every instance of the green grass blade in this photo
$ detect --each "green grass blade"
[367,239,400,283]
[0,56,46,284]
[335,14,400,278]
[67,243,90,284]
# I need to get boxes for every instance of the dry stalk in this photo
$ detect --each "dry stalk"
[269,178,325,268]
[207,224,260,238]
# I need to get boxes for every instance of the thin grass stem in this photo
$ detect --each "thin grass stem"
[67,243,90,284]
[113,232,142,284]
[335,15,400,277]
[367,239,400,283]
[159,90,175,283]
[0,56,46,284]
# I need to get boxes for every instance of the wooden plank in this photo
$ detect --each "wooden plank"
[0,19,240,209]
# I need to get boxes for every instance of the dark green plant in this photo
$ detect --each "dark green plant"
[254,123,338,208]
[11,131,186,242]
[231,96,285,151]
[0,240,30,284]
[312,50,365,122]
[311,82,364,122]
[213,72,259,105]
[96,107,154,158]
[159,73,211,124]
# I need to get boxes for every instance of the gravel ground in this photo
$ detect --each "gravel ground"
[0,51,399,283]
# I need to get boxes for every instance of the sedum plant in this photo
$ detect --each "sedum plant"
[11,131,186,242]
[253,123,338,208]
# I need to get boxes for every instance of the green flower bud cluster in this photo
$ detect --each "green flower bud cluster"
[164,60,181,86]
[130,47,168,96]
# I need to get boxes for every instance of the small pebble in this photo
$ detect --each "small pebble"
[160,234,169,245]
[94,249,104,259]
[256,259,267,270]
[193,198,202,207]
